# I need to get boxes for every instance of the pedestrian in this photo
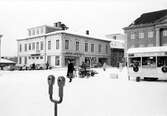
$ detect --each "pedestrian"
[103,62,107,71]
[67,60,75,82]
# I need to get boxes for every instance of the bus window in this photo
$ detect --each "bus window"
[142,56,156,67]
[129,57,141,67]
[157,56,167,67]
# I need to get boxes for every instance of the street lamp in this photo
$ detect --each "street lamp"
[47,75,66,116]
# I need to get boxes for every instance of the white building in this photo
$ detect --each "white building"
[17,22,111,67]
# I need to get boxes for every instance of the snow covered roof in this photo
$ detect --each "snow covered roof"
[18,30,111,42]
[127,46,167,54]
[0,58,16,64]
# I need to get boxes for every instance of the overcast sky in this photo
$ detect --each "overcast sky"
[0,0,166,56]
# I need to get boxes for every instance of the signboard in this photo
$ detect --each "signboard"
[64,52,84,56]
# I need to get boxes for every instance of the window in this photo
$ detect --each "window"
[32,42,35,50]
[85,43,88,52]
[28,30,31,36]
[19,44,22,52]
[139,32,144,39]
[55,56,60,66]
[29,43,31,50]
[40,41,43,50]
[48,41,51,50]
[19,57,22,64]
[163,30,167,36]
[106,45,108,54]
[98,44,101,53]
[36,42,39,50]
[40,28,43,34]
[91,44,94,52]
[32,29,35,35]
[142,56,156,68]
[40,56,43,59]
[24,57,27,64]
[76,41,79,51]
[130,33,135,39]
[25,44,27,51]
[148,31,154,38]
[56,40,59,49]
[65,40,69,49]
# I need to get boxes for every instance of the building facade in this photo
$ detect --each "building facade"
[106,34,125,67]
[17,23,111,67]
[124,9,167,57]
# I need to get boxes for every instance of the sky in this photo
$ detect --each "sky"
[0,0,166,56]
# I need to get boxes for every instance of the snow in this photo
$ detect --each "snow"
[0,67,167,116]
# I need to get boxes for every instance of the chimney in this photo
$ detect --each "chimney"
[86,30,89,35]
[54,22,61,28]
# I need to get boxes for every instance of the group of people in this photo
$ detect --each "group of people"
[66,60,107,82]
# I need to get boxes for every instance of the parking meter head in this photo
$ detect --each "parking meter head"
[57,76,65,87]
[48,75,55,86]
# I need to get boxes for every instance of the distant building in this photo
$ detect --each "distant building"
[106,34,125,67]
[17,22,111,67]
[124,9,167,58]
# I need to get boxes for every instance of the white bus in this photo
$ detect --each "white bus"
[127,46,167,82]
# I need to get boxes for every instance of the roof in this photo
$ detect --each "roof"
[133,9,167,25]
[18,30,111,42]
[0,58,16,64]
[127,46,167,54]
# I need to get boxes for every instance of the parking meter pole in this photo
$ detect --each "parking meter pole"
[54,103,57,116]
[47,75,65,116]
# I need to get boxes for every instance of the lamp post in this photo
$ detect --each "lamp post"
[47,75,65,116]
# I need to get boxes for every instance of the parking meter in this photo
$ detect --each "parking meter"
[48,75,55,95]
[57,76,65,98]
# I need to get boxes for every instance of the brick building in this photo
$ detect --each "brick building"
[123,9,167,57]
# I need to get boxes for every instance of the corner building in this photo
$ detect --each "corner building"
[17,22,111,67]
[124,9,167,57]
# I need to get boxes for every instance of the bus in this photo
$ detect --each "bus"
[127,46,167,82]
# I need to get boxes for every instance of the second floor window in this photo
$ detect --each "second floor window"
[106,45,108,54]
[85,43,88,52]
[98,44,101,53]
[48,41,51,50]
[40,41,43,50]
[131,33,135,39]
[148,31,154,38]
[65,40,69,49]
[24,44,27,52]
[91,44,94,52]
[139,32,144,39]
[36,42,39,50]
[32,42,35,50]
[19,44,22,52]
[76,41,79,51]
[29,43,31,50]
[56,40,59,49]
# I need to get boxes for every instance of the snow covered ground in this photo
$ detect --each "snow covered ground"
[0,67,167,116]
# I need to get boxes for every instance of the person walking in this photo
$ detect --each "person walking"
[103,62,107,71]
[67,60,75,82]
